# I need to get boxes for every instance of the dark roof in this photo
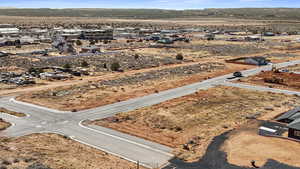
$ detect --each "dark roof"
[288,118,300,130]
[81,46,100,50]
[276,107,300,121]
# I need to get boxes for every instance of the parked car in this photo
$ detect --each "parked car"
[233,71,243,77]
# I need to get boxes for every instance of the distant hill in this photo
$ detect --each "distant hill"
[0,8,299,20]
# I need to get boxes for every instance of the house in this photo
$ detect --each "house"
[157,37,173,44]
[138,28,154,37]
[81,46,101,53]
[82,29,113,40]
[116,32,137,39]
[40,72,70,80]
[29,28,49,38]
[0,51,8,57]
[0,37,20,46]
[58,29,82,40]
[0,24,14,28]
[276,107,300,140]
[204,33,215,40]
[20,36,37,45]
[264,32,275,36]
[0,28,20,37]
[287,119,300,140]
[245,36,262,41]
[244,56,270,66]
[226,56,270,66]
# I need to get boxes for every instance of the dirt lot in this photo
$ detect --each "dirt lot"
[0,134,145,169]
[17,62,253,111]
[0,107,26,117]
[284,63,300,72]
[0,119,10,130]
[131,40,268,62]
[240,70,300,91]
[222,122,300,168]
[91,86,300,162]
[0,44,51,54]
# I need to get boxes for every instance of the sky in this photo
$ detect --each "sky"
[0,0,299,9]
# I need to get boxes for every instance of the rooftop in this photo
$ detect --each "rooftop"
[276,107,300,130]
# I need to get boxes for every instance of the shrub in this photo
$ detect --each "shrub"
[63,63,71,69]
[110,62,120,71]
[134,54,139,59]
[81,61,89,67]
[75,40,82,46]
[28,67,43,75]
[89,40,95,45]
[176,53,184,60]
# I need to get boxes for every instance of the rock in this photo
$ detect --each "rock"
[26,162,52,169]
[265,107,274,111]
[1,160,11,166]
[183,144,190,151]
[274,104,281,107]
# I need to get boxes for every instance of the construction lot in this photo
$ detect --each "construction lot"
[91,86,300,162]
[0,134,145,169]
[222,121,300,168]
[239,67,300,91]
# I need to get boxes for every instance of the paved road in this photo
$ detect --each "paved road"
[1,60,300,168]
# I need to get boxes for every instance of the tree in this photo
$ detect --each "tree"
[176,53,184,60]
[63,63,71,69]
[81,61,89,67]
[75,40,82,46]
[89,40,95,45]
[134,54,139,59]
[110,62,120,71]
[28,67,43,75]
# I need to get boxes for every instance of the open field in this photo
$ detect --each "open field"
[131,40,268,62]
[2,8,300,20]
[0,43,52,54]
[17,62,254,111]
[91,86,300,162]
[0,134,145,169]
[222,121,300,168]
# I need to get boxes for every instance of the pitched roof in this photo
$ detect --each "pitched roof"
[276,107,300,121]
[288,118,300,130]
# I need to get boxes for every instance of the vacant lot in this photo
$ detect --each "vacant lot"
[0,119,10,130]
[0,44,51,54]
[132,40,268,62]
[91,86,300,162]
[240,70,300,91]
[284,63,300,72]
[18,62,254,111]
[222,122,300,168]
[0,134,144,169]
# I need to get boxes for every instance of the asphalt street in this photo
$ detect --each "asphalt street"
[1,60,300,168]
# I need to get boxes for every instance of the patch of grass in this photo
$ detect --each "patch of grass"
[0,119,10,130]
[0,108,26,117]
